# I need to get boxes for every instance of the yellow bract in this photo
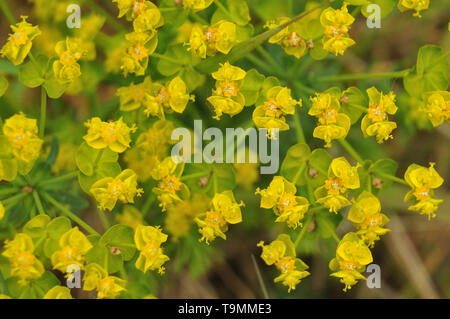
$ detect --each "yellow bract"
[195,191,244,244]
[83,263,126,299]
[398,0,430,18]
[361,87,398,143]
[53,37,86,83]
[2,233,44,285]
[257,234,310,292]
[348,192,390,247]
[309,92,350,147]
[90,169,144,211]
[320,3,355,56]
[256,176,309,229]
[404,162,444,219]
[315,157,360,213]
[51,227,93,273]
[208,62,247,120]
[329,232,373,292]
[420,91,450,127]
[266,17,307,59]
[0,202,4,220]
[3,112,43,172]
[0,16,41,66]
[253,86,302,139]
[121,32,158,76]
[83,117,136,153]
[182,0,214,12]
[134,225,170,274]
[43,286,73,299]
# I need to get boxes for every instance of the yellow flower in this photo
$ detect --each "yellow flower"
[2,233,45,285]
[257,234,310,292]
[207,62,246,120]
[121,32,158,76]
[253,86,302,139]
[53,37,86,83]
[115,205,144,229]
[320,3,355,55]
[0,294,11,299]
[134,225,170,274]
[0,16,41,66]
[256,176,310,229]
[132,1,164,33]
[315,157,360,213]
[195,191,244,244]
[348,192,390,247]
[51,227,93,273]
[420,91,450,127]
[43,286,73,299]
[308,92,350,147]
[83,117,136,153]
[181,0,214,12]
[90,169,144,211]
[117,76,153,111]
[3,112,43,167]
[113,0,148,20]
[189,20,237,58]
[83,263,126,299]
[361,87,398,143]
[143,76,194,118]
[0,202,4,220]
[329,232,373,292]
[266,17,307,59]
[404,162,444,219]
[398,0,429,18]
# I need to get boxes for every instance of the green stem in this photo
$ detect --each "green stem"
[0,187,19,198]
[377,172,408,186]
[38,171,78,187]
[316,69,409,82]
[292,163,306,185]
[246,54,274,74]
[141,193,156,217]
[293,108,306,144]
[2,192,29,206]
[294,215,312,247]
[294,81,315,95]
[251,254,270,299]
[337,139,364,164]
[190,12,208,25]
[32,191,46,215]
[0,0,15,24]
[152,53,183,65]
[98,209,111,230]
[39,87,47,139]
[41,191,100,236]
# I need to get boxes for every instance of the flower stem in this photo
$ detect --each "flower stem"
[2,192,29,206]
[98,209,111,230]
[41,191,100,236]
[39,86,47,139]
[38,171,78,187]
[32,191,46,215]
[294,215,312,247]
[293,107,306,144]
[251,254,270,299]
[316,69,409,82]
[152,53,183,65]
[0,0,15,24]
[337,139,364,164]
[376,172,408,186]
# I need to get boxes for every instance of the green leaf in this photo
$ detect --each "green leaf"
[307,148,332,189]
[340,87,367,124]
[0,74,8,96]
[240,68,265,106]
[18,55,47,88]
[156,44,199,77]
[99,224,136,261]
[23,215,51,240]
[86,243,123,274]
[76,142,119,177]
[183,163,236,197]
[404,45,450,98]
[370,158,398,190]
[280,143,311,186]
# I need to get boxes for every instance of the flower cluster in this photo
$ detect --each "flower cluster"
[195,191,244,244]
[134,225,170,274]
[189,20,237,58]
[256,176,309,229]
[320,3,355,56]
[420,91,450,127]
[314,157,360,213]
[308,91,350,147]
[253,86,302,139]
[257,234,310,292]
[83,263,126,299]
[404,162,444,219]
